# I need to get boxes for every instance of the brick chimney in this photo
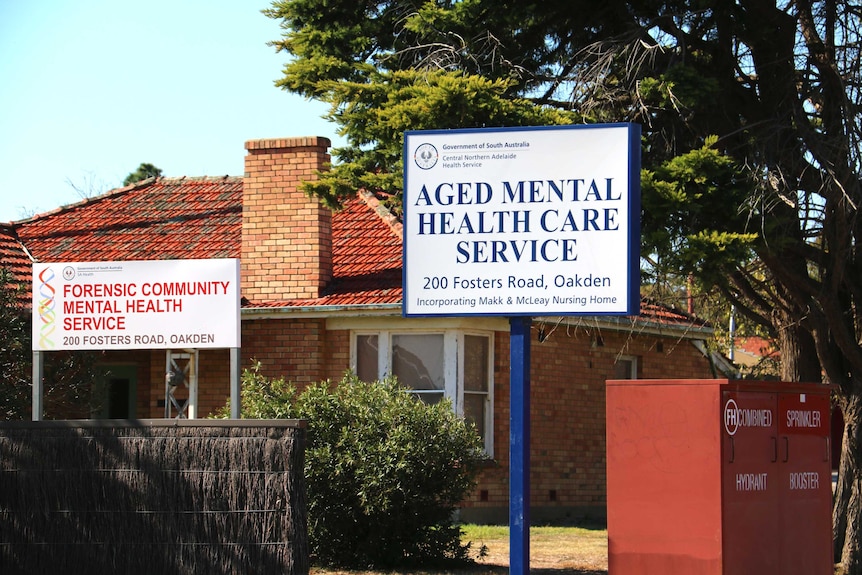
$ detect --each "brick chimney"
[242,137,332,303]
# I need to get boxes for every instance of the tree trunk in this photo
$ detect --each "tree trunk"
[835,392,862,574]
[774,306,822,383]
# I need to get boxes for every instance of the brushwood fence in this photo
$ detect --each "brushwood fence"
[0,419,307,575]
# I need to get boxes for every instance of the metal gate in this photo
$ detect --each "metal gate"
[165,350,199,419]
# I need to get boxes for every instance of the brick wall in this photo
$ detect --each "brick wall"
[241,318,332,387]
[196,349,233,416]
[241,137,332,303]
[115,319,716,522]
[461,324,716,523]
[127,320,348,419]
[121,349,235,418]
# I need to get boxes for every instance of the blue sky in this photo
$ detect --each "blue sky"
[0,0,339,222]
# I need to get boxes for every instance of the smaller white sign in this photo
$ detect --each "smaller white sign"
[32,259,240,351]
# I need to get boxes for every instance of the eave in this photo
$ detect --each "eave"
[240,303,714,339]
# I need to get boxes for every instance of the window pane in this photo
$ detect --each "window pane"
[464,392,487,439]
[356,334,379,382]
[413,391,445,405]
[614,358,635,379]
[464,335,489,391]
[392,334,444,390]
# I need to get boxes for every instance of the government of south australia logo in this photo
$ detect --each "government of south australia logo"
[414,143,438,170]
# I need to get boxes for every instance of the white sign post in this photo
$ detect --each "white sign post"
[32,258,240,351]
[403,124,640,317]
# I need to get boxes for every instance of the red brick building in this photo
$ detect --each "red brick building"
[1,136,718,522]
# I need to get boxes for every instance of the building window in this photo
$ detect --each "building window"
[614,355,638,379]
[353,330,494,455]
[392,333,445,403]
[356,334,379,383]
[463,335,491,441]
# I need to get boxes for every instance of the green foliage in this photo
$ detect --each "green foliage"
[220,361,298,420]
[1,267,100,420]
[265,1,862,565]
[638,65,721,113]
[123,163,163,186]
[41,351,101,418]
[641,138,758,287]
[266,0,581,211]
[0,268,31,419]
[224,364,485,568]
[305,69,578,213]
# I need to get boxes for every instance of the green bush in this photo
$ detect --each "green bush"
[223,363,486,569]
[1,267,99,419]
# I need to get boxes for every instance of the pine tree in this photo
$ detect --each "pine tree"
[267,2,862,569]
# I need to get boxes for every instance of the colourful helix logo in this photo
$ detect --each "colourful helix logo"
[38,266,56,349]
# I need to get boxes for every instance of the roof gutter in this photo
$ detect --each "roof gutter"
[241,303,402,320]
[241,303,713,339]
[535,314,714,339]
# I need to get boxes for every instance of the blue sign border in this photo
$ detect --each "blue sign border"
[402,123,641,318]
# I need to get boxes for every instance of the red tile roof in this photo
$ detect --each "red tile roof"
[639,298,710,328]
[735,336,777,358]
[16,177,242,262]
[11,178,404,309]
[3,176,708,332]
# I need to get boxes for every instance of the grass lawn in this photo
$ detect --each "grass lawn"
[310,524,609,575]
[463,524,608,574]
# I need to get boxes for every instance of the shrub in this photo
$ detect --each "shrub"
[1,267,100,419]
[223,364,486,569]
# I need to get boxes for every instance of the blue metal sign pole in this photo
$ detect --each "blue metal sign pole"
[509,316,531,575]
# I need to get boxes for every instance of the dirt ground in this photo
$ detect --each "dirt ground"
[470,528,608,575]
[311,526,609,575]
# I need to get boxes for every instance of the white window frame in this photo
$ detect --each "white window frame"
[614,354,639,379]
[351,328,494,455]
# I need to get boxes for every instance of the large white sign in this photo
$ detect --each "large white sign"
[403,124,640,317]
[32,258,240,350]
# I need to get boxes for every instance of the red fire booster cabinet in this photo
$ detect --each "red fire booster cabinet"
[606,379,832,575]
